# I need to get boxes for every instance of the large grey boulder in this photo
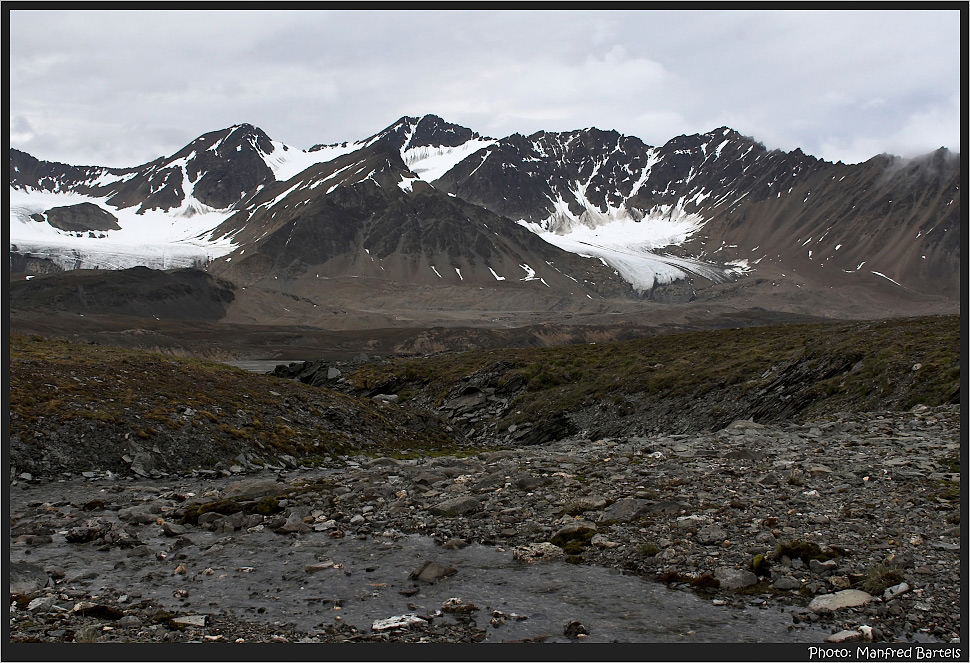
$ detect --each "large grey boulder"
[715,567,759,590]
[597,497,652,523]
[41,202,121,232]
[429,496,481,517]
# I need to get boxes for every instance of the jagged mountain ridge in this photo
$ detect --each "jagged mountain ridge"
[10,124,279,214]
[434,126,960,296]
[8,114,961,303]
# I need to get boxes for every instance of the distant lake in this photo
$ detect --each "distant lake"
[223,359,299,373]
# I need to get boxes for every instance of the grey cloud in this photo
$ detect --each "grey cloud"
[8,9,960,167]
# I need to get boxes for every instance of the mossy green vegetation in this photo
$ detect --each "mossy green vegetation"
[749,553,771,577]
[773,539,841,563]
[9,314,959,474]
[346,315,959,429]
[548,528,595,554]
[860,564,906,595]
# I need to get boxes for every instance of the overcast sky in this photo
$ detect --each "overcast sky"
[8,8,963,168]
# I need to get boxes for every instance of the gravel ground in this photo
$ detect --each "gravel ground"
[8,405,961,645]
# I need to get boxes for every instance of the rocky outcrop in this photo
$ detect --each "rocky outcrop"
[36,202,121,232]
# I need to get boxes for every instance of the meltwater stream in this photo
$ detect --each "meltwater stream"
[13,512,828,643]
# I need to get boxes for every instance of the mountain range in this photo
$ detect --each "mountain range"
[8,114,961,334]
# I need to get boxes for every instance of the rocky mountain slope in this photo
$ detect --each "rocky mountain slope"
[10,124,278,214]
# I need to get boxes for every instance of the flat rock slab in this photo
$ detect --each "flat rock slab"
[9,561,49,594]
[597,497,652,522]
[808,589,874,613]
[826,629,865,643]
[773,576,802,591]
[171,615,207,627]
[372,614,427,632]
[222,479,287,499]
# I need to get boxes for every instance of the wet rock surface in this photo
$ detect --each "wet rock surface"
[9,405,960,644]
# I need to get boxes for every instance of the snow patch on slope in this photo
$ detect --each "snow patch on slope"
[403,138,496,183]
[397,176,421,193]
[260,140,360,183]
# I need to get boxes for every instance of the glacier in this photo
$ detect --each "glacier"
[9,187,236,271]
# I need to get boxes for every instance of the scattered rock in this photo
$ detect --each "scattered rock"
[511,542,565,563]
[773,576,801,591]
[441,597,479,615]
[553,520,597,540]
[697,525,728,545]
[276,512,311,534]
[6,404,962,644]
[27,595,57,612]
[372,614,427,631]
[563,620,589,638]
[597,497,651,522]
[883,582,911,601]
[161,521,186,537]
[171,615,207,627]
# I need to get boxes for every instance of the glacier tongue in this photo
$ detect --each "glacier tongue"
[520,202,734,292]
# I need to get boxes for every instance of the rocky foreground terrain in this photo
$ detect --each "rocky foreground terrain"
[9,404,961,645]
[8,318,962,648]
